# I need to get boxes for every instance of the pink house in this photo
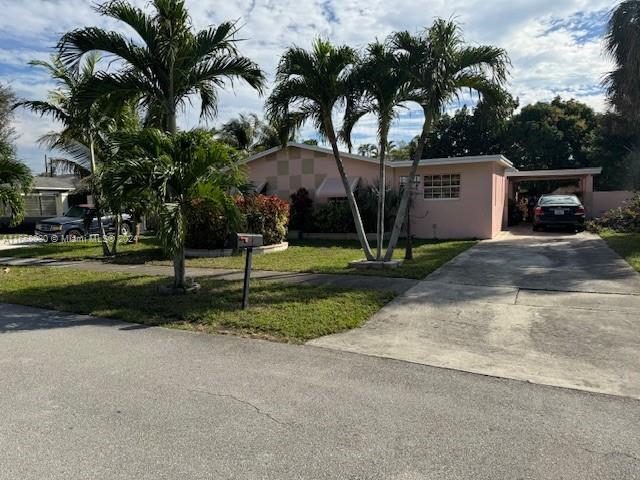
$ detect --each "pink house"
[241,142,605,239]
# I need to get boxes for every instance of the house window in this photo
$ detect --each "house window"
[424,174,461,199]
[400,175,421,187]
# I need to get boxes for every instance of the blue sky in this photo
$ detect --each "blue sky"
[0,0,615,172]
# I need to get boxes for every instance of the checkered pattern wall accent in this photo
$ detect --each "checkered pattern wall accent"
[258,148,328,200]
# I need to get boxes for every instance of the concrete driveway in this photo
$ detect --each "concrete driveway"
[310,227,640,399]
[2,303,640,479]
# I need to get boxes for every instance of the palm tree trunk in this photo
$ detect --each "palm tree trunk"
[383,113,433,261]
[89,136,111,257]
[325,116,374,260]
[376,123,390,260]
[173,247,186,289]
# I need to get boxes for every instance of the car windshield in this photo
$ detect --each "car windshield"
[539,196,580,206]
[64,206,88,218]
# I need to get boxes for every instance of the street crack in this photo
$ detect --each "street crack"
[188,389,288,426]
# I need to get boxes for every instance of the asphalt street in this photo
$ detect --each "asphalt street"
[1,303,638,479]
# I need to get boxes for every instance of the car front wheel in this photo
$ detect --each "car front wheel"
[120,222,132,237]
[66,229,84,241]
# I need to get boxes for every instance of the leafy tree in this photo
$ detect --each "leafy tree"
[503,96,598,170]
[384,19,509,260]
[343,41,410,259]
[0,84,32,226]
[604,0,640,124]
[103,129,241,290]
[267,39,375,260]
[57,0,265,135]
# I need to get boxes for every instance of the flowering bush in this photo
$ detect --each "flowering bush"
[236,194,290,245]
[587,193,640,233]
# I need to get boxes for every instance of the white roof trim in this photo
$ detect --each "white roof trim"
[506,167,602,178]
[392,154,513,169]
[241,142,513,168]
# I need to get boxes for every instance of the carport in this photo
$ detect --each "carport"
[503,167,602,228]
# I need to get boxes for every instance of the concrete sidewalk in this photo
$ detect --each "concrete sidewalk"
[0,256,416,294]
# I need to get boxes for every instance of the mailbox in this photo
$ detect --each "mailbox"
[234,233,263,250]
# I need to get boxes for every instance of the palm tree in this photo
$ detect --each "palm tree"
[103,129,241,290]
[604,1,640,123]
[357,143,378,157]
[383,20,509,261]
[213,113,290,153]
[57,0,265,136]
[267,39,375,260]
[213,113,260,151]
[16,54,119,255]
[343,41,409,259]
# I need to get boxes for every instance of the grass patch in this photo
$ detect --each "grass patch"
[600,230,640,272]
[0,236,477,279]
[178,238,477,279]
[0,266,393,342]
[0,237,163,263]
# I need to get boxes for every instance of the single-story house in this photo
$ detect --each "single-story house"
[241,142,629,239]
[1,175,81,229]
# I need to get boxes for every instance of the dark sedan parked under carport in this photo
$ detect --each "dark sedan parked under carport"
[533,194,585,231]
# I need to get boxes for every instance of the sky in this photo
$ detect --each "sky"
[0,0,616,173]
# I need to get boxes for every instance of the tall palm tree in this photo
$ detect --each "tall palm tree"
[343,41,409,259]
[267,39,375,260]
[383,20,509,261]
[604,0,640,123]
[103,129,241,290]
[16,54,118,255]
[57,0,265,135]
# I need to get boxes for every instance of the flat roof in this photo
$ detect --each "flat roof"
[506,167,602,178]
[242,142,514,168]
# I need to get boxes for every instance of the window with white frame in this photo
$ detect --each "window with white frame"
[424,174,461,199]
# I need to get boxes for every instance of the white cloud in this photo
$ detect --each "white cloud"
[0,0,616,171]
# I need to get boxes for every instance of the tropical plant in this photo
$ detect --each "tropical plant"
[103,129,242,290]
[357,143,378,157]
[16,53,132,255]
[57,0,265,136]
[343,41,409,259]
[604,0,640,124]
[383,19,509,260]
[213,113,293,154]
[266,38,375,260]
[0,144,32,227]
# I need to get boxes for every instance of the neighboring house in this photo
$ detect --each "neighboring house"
[1,175,81,229]
[241,142,615,239]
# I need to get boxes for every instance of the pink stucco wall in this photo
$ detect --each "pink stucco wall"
[592,191,636,217]
[244,146,384,200]
[390,163,501,239]
[244,145,509,239]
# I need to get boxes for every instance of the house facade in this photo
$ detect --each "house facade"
[242,143,632,240]
[242,143,513,239]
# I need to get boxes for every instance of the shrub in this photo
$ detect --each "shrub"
[587,193,640,233]
[312,200,355,233]
[236,194,290,244]
[185,194,242,249]
[290,188,314,232]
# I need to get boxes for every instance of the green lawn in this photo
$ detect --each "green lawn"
[0,236,476,279]
[179,238,477,279]
[600,231,640,272]
[0,237,163,263]
[0,266,394,343]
